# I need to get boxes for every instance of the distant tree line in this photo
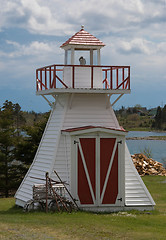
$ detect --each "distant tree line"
[115,104,166,130]
[152,105,166,130]
[0,100,49,197]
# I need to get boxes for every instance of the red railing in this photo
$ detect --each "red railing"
[36,64,130,91]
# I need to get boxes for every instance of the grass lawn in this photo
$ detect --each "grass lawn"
[0,176,166,240]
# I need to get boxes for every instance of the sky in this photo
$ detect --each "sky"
[0,0,166,112]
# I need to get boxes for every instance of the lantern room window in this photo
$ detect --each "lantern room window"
[64,48,101,66]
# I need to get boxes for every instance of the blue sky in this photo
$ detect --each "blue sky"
[0,0,166,112]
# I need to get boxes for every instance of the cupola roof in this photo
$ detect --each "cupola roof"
[60,26,105,48]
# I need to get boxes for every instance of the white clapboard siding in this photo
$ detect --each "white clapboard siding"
[63,94,120,129]
[15,95,69,206]
[125,143,155,206]
[50,135,71,200]
[51,135,71,183]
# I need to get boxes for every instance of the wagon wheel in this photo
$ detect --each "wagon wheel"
[64,201,73,213]
[37,201,46,211]
[23,200,35,212]
[48,199,63,212]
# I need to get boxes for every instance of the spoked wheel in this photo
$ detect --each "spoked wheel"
[48,199,63,212]
[64,201,74,213]
[38,201,46,211]
[23,200,34,212]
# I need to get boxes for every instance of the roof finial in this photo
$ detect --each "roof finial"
[81,25,84,30]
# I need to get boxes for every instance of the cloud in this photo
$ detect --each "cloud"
[0,0,165,107]
[116,38,153,55]
[5,40,53,57]
[0,0,165,37]
[0,39,63,89]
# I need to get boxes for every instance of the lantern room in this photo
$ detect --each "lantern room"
[36,26,131,104]
[60,25,105,66]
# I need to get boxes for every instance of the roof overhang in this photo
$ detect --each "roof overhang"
[61,44,104,51]
[61,126,127,136]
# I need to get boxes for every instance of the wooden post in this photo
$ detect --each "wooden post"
[40,70,42,90]
[36,70,38,91]
[110,67,113,89]
[54,170,79,210]
[116,68,119,88]
[45,172,48,213]
[53,65,56,88]
[45,68,47,89]
[72,66,75,88]
[122,68,125,89]
[128,67,130,89]
[49,66,51,88]
[91,66,94,88]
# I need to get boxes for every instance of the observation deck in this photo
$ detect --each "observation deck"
[36,64,130,96]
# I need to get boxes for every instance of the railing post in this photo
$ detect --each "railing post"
[110,67,113,89]
[116,68,119,89]
[45,68,47,89]
[40,70,42,90]
[36,70,38,91]
[53,65,56,88]
[91,66,94,88]
[49,66,51,88]
[72,66,75,88]
[122,68,125,89]
[128,66,130,90]
[105,70,107,89]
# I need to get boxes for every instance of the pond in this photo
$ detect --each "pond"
[126,131,166,165]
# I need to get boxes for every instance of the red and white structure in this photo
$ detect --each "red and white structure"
[15,26,155,212]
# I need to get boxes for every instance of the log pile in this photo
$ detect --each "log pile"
[131,153,166,176]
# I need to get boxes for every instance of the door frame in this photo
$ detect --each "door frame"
[70,131,125,208]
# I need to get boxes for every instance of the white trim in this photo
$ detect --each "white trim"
[36,88,131,96]
[69,93,75,109]
[96,136,100,206]
[73,135,124,208]
[100,140,117,203]
[106,94,112,109]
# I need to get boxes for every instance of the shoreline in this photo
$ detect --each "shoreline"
[126,136,166,140]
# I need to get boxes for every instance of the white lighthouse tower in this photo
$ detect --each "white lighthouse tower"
[15,26,155,212]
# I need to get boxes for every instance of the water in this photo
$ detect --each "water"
[126,131,166,164]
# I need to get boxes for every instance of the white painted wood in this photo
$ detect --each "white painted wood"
[15,89,155,211]
[125,143,155,206]
[63,67,103,88]
[36,88,131,96]
[15,94,69,205]
[63,94,120,129]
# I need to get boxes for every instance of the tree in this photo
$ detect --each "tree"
[161,105,166,123]
[15,113,49,165]
[0,101,26,197]
[154,106,162,129]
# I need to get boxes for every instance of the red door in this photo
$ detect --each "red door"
[77,137,119,206]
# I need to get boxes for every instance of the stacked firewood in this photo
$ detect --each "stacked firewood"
[131,153,166,176]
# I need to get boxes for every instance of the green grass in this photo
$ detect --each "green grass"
[0,176,166,240]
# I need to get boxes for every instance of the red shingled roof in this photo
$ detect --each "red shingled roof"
[61,126,127,133]
[60,27,105,48]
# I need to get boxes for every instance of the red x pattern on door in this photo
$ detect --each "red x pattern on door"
[77,137,119,205]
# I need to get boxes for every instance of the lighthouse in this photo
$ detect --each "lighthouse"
[15,26,155,212]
